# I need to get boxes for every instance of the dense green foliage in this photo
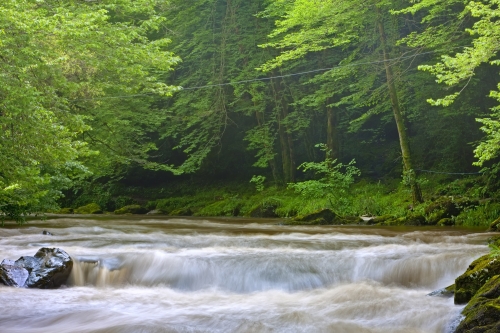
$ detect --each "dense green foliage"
[4,0,500,227]
[0,0,179,221]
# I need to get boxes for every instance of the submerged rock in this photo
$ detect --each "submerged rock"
[428,284,455,298]
[0,248,73,289]
[455,275,500,333]
[42,230,53,236]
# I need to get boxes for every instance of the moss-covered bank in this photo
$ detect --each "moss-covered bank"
[54,175,500,228]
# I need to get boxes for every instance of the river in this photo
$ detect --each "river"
[0,217,492,332]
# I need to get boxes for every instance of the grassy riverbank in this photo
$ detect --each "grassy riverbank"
[58,175,500,228]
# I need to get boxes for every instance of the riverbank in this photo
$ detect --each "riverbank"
[56,175,500,229]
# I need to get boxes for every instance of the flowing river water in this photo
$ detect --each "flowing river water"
[0,217,494,333]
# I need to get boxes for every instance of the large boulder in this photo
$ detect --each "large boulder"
[454,254,500,304]
[455,275,500,333]
[0,248,73,289]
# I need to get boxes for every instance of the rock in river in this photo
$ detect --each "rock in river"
[0,260,29,287]
[0,248,73,289]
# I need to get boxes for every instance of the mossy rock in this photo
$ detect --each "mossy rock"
[426,209,447,225]
[488,217,500,232]
[455,255,500,304]
[293,209,336,224]
[340,216,363,224]
[377,217,406,226]
[74,203,102,214]
[55,208,73,214]
[114,205,148,215]
[424,197,475,224]
[437,218,454,226]
[169,208,193,216]
[404,214,426,226]
[488,236,500,247]
[455,275,500,333]
[248,204,278,218]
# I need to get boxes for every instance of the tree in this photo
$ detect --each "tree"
[260,0,425,202]
[0,0,179,222]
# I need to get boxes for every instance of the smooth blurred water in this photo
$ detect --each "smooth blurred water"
[0,217,492,332]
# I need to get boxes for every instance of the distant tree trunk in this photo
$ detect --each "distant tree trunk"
[282,106,296,183]
[377,9,423,204]
[271,79,295,184]
[326,103,339,160]
[255,109,279,184]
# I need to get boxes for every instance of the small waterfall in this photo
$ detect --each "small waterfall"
[68,242,482,291]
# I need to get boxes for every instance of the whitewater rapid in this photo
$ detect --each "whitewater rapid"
[0,217,491,332]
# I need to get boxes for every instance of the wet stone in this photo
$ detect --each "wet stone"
[0,264,29,287]
[0,248,73,289]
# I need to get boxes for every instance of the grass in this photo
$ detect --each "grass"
[60,174,500,227]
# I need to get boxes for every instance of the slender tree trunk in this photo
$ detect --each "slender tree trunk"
[283,106,296,183]
[326,103,339,160]
[271,79,295,184]
[255,109,279,184]
[377,9,423,204]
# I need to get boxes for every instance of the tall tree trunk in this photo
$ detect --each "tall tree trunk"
[377,9,423,204]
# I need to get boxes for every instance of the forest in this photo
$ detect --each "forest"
[3,0,500,228]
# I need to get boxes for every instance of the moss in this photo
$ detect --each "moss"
[437,218,454,226]
[55,208,73,214]
[404,214,426,226]
[74,203,102,214]
[195,197,243,217]
[455,275,500,333]
[488,217,500,232]
[372,215,394,223]
[114,205,148,215]
[455,255,500,304]
[248,205,278,218]
[169,208,193,216]
[293,209,336,224]
[424,197,477,224]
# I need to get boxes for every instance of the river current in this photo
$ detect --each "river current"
[0,217,493,332]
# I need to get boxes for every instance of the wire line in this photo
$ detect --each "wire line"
[75,48,460,101]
